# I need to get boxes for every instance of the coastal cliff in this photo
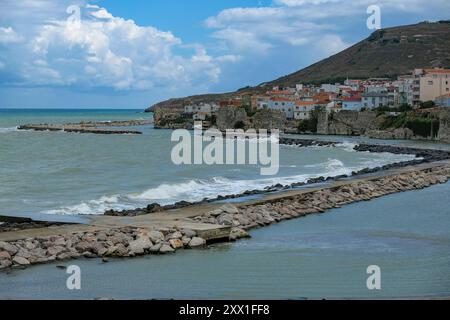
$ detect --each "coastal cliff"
[317,109,450,142]
[317,111,382,136]
[438,109,450,143]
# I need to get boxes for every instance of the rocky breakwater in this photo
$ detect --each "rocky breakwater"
[105,140,450,218]
[2,165,450,270]
[354,144,450,162]
[18,124,143,135]
[0,226,209,270]
[192,165,450,234]
[279,137,336,147]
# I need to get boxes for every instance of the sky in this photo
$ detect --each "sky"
[0,0,449,109]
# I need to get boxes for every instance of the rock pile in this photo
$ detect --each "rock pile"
[0,227,206,270]
[192,166,450,232]
[2,165,450,271]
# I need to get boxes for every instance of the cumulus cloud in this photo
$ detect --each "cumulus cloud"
[1,0,450,97]
[205,5,349,58]
[0,2,228,91]
[0,27,24,44]
[204,0,450,60]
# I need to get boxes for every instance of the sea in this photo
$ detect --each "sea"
[0,108,449,299]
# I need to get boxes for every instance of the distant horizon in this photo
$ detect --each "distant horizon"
[0,107,146,110]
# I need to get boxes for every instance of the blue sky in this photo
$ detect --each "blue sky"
[0,0,449,108]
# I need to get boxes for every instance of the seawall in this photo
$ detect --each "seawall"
[1,157,450,270]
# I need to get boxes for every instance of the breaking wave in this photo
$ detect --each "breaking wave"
[42,149,418,216]
[0,126,19,134]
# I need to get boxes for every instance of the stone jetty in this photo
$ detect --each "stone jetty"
[1,160,450,270]
[192,164,450,230]
[17,120,151,135]
[2,136,450,271]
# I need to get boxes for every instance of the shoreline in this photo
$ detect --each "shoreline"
[1,154,450,271]
[105,138,450,217]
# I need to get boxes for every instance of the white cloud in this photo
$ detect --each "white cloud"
[0,27,24,44]
[2,0,450,97]
[0,2,230,91]
[204,0,450,60]
[204,5,348,57]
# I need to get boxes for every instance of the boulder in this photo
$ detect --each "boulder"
[0,259,12,269]
[16,248,32,259]
[180,229,197,238]
[230,227,250,241]
[217,213,234,226]
[148,230,164,243]
[182,237,191,246]
[46,246,66,257]
[12,256,30,266]
[188,237,206,248]
[169,239,183,249]
[106,244,128,257]
[208,209,223,217]
[75,241,92,253]
[159,244,175,254]
[168,231,183,240]
[149,242,162,253]
[108,232,130,245]
[128,236,153,255]
[96,232,107,242]
[220,204,239,214]
[0,241,18,255]
[0,251,11,260]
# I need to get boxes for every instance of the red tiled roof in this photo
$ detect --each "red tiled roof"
[342,96,362,102]
[424,68,450,74]
[271,97,293,102]
[268,90,293,95]
[295,101,317,106]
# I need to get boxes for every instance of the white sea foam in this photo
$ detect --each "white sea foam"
[0,126,19,133]
[335,141,358,152]
[41,149,419,216]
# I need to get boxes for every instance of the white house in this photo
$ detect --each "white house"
[184,102,219,115]
[255,95,270,110]
[268,98,295,119]
[294,101,317,120]
[362,92,389,109]
[396,76,415,106]
[341,96,363,110]
[320,83,340,94]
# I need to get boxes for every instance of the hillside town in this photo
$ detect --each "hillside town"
[180,68,450,124]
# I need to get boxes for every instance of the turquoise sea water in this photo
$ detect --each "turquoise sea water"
[1,182,449,299]
[0,109,449,299]
[0,109,419,217]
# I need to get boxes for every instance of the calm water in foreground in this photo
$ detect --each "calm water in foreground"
[1,182,449,299]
